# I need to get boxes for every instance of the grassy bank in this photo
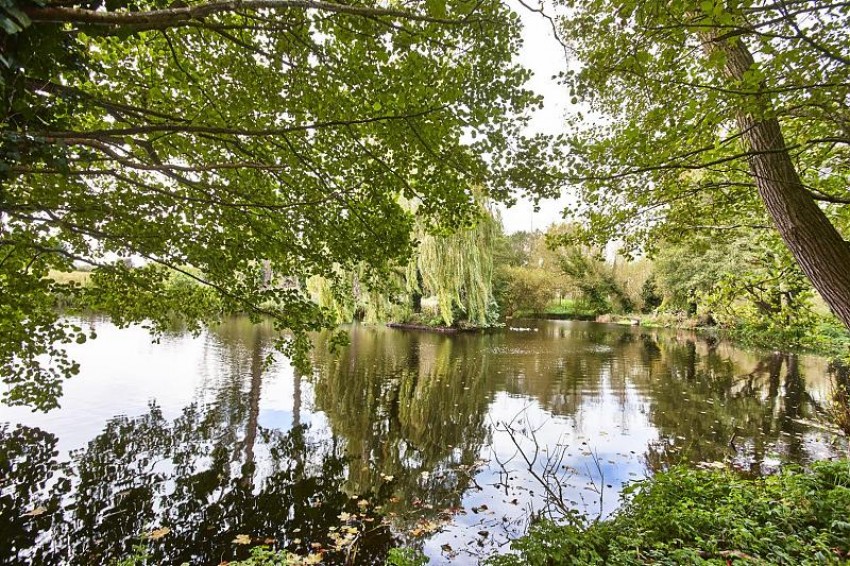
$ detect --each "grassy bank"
[487,461,850,565]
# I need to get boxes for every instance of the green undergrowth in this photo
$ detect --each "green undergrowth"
[487,460,850,565]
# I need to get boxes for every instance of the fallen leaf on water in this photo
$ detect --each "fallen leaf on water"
[409,520,443,537]
[441,544,453,553]
[338,512,352,521]
[22,506,47,518]
[232,534,251,545]
[304,553,323,564]
[356,499,369,509]
[148,527,171,540]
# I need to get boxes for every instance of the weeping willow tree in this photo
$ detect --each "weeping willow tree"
[416,202,499,327]
[307,262,415,325]
[307,196,499,327]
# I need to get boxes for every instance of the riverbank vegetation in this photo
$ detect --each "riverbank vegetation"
[45,210,850,357]
[487,460,850,566]
[366,459,850,565]
[491,224,850,357]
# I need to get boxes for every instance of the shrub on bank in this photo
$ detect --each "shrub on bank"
[487,461,850,565]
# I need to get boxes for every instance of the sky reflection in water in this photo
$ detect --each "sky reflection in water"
[1,318,846,565]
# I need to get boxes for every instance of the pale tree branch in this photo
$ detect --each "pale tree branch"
[24,0,482,30]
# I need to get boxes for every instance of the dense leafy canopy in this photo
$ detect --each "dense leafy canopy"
[0,0,556,409]
[553,0,850,323]
[557,0,849,245]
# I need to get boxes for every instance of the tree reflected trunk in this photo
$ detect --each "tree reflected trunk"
[243,327,264,488]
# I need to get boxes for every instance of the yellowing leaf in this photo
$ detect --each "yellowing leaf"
[22,506,47,517]
[148,527,171,540]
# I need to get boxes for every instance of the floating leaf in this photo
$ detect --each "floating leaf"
[148,527,171,540]
[22,506,47,517]
[232,534,251,545]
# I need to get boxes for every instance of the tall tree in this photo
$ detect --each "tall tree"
[554,0,850,329]
[0,0,556,408]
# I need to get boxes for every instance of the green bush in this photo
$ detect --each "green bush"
[488,461,850,565]
[386,547,429,566]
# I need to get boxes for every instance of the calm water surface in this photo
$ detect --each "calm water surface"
[1,318,847,564]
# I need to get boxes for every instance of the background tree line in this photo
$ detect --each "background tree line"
[492,222,849,353]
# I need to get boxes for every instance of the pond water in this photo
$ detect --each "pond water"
[1,318,847,565]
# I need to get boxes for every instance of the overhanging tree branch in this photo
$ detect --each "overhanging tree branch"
[9,106,447,140]
[24,0,479,30]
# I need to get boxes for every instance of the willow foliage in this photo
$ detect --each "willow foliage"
[308,199,499,327]
[417,203,499,327]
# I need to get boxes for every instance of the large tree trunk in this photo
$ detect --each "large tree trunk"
[712,35,850,331]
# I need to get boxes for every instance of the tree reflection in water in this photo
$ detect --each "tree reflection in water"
[641,340,833,473]
[0,319,847,564]
[1,320,395,565]
[311,328,495,529]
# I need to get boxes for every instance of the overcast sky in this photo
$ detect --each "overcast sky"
[497,1,573,234]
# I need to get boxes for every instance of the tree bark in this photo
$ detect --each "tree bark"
[710,35,850,332]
